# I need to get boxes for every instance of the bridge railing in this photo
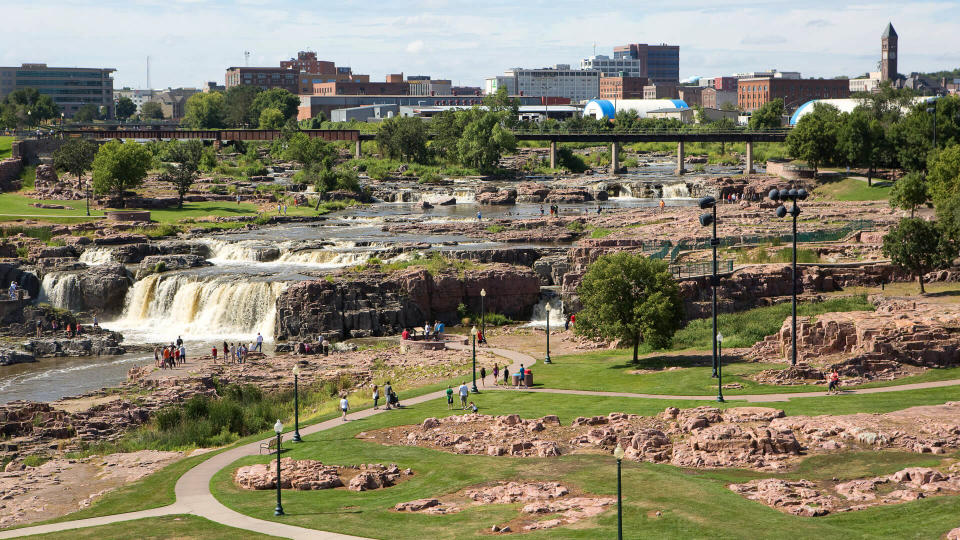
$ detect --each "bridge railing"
[509,128,792,136]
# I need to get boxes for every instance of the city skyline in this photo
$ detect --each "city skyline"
[3,0,959,90]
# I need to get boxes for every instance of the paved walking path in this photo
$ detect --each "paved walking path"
[4,342,960,539]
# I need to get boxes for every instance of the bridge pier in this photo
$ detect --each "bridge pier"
[355,140,362,160]
[676,141,685,175]
[610,142,619,175]
[744,141,754,174]
[549,140,557,169]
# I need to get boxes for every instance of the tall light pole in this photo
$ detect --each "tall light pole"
[470,326,479,393]
[698,195,719,378]
[768,187,808,366]
[544,304,552,364]
[273,419,284,516]
[716,333,725,403]
[614,443,624,540]
[291,365,302,443]
[480,288,486,340]
[927,105,938,151]
[85,181,91,217]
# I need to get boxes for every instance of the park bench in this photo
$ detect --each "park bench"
[259,437,282,455]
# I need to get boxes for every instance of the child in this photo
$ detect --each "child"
[468,401,478,414]
[211,346,218,362]
[446,385,454,410]
[340,395,349,421]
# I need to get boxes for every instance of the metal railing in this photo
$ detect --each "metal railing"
[511,128,793,136]
[670,259,734,279]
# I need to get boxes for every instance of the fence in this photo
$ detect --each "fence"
[669,259,734,279]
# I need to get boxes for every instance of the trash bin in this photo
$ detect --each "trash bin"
[512,374,520,386]
[524,372,533,387]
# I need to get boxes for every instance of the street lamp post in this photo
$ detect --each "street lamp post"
[927,106,938,150]
[716,333,725,403]
[544,304,552,364]
[614,444,624,540]
[273,419,284,516]
[291,365,302,443]
[698,195,719,378]
[768,187,808,366]
[59,112,64,138]
[85,181,91,217]
[480,288,486,340]
[470,326,479,393]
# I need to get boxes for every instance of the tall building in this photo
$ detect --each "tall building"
[738,77,849,112]
[114,88,154,113]
[881,23,898,82]
[225,67,299,93]
[486,66,600,103]
[599,76,647,99]
[281,51,336,75]
[613,43,680,84]
[0,63,115,118]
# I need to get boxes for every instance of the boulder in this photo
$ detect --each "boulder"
[395,498,440,512]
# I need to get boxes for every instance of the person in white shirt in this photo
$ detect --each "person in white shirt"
[339,396,349,421]
[255,332,263,352]
[458,382,469,409]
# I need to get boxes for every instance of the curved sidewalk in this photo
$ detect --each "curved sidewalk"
[4,342,960,539]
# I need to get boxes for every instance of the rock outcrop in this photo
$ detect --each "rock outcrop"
[274,265,541,340]
[233,458,408,491]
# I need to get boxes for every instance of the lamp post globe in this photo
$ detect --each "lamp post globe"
[273,419,284,516]
[614,444,625,540]
[480,288,487,340]
[291,365,302,443]
[544,304,552,364]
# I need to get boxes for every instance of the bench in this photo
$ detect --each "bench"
[259,437,283,455]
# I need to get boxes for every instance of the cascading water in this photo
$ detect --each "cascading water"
[453,188,476,203]
[110,273,288,341]
[662,183,690,198]
[525,296,566,328]
[277,249,372,267]
[38,272,83,311]
[79,248,115,265]
[202,239,281,263]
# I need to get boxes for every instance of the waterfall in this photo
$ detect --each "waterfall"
[202,239,281,263]
[38,272,83,311]
[277,249,372,267]
[79,248,115,265]
[109,273,288,341]
[453,188,476,203]
[662,183,690,198]
[524,296,566,329]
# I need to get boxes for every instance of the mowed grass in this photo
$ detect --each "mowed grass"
[211,391,960,540]
[0,136,13,159]
[19,515,279,539]
[0,192,105,222]
[813,176,893,201]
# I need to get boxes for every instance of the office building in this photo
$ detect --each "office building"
[734,70,801,80]
[613,43,680,84]
[310,81,410,96]
[299,94,547,121]
[486,65,600,103]
[0,63,115,118]
[225,67,299,93]
[580,55,642,77]
[850,72,882,93]
[599,76,648,99]
[738,77,849,112]
[114,88,154,113]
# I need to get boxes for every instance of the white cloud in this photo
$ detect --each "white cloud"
[406,40,425,54]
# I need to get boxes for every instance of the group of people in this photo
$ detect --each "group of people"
[400,320,446,341]
[7,281,24,301]
[33,316,97,339]
[446,382,479,413]
[371,382,401,412]
[276,203,289,215]
[155,337,187,369]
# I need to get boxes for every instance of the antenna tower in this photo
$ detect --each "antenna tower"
[146,56,150,89]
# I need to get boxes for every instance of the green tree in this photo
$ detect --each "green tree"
[748,98,784,130]
[881,218,954,294]
[282,132,336,169]
[456,109,517,172]
[376,116,429,163]
[115,97,136,120]
[299,112,327,130]
[482,86,520,126]
[224,85,262,127]
[574,253,684,362]
[158,140,203,208]
[249,88,299,122]
[53,138,98,189]
[838,108,885,185]
[1,88,60,127]
[258,107,286,130]
[786,103,842,176]
[140,101,164,120]
[182,92,225,129]
[890,172,929,218]
[73,103,101,123]
[91,141,152,208]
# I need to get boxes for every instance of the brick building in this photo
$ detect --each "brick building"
[643,83,678,99]
[225,67,299,93]
[677,86,703,107]
[701,87,738,109]
[310,81,410,96]
[738,77,849,112]
[599,76,647,99]
[714,77,738,92]
[281,51,336,75]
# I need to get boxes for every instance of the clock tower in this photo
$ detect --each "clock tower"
[881,22,898,82]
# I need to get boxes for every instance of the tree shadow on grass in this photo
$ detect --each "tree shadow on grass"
[923,290,960,298]
[612,353,713,370]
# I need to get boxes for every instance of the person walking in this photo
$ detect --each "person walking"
[35,319,42,338]
[828,369,840,395]
[339,395,349,421]
[373,385,380,410]
[283,203,288,216]
[179,344,186,365]
[236,193,241,205]
[154,346,161,368]
[659,199,665,213]
[476,211,482,222]
[480,366,487,387]
[384,381,393,410]
[254,332,263,352]
[176,336,183,348]
[458,381,469,409]
[492,363,499,386]
[230,344,237,364]
[504,366,510,385]
[446,385,454,410]
[211,345,218,363]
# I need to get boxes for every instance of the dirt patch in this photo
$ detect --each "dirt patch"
[0,449,184,528]
[394,481,614,534]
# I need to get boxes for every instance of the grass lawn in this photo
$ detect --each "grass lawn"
[813,176,893,201]
[0,136,12,159]
[19,515,279,539]
[149,201,260,224]
[0,192,104,223]
[211,391,960,540]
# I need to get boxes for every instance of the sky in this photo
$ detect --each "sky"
[3,0,959,90]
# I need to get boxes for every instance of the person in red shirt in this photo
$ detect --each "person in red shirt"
[401,328,410,340]
[211,347,218,362]
[827,369,840,395]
